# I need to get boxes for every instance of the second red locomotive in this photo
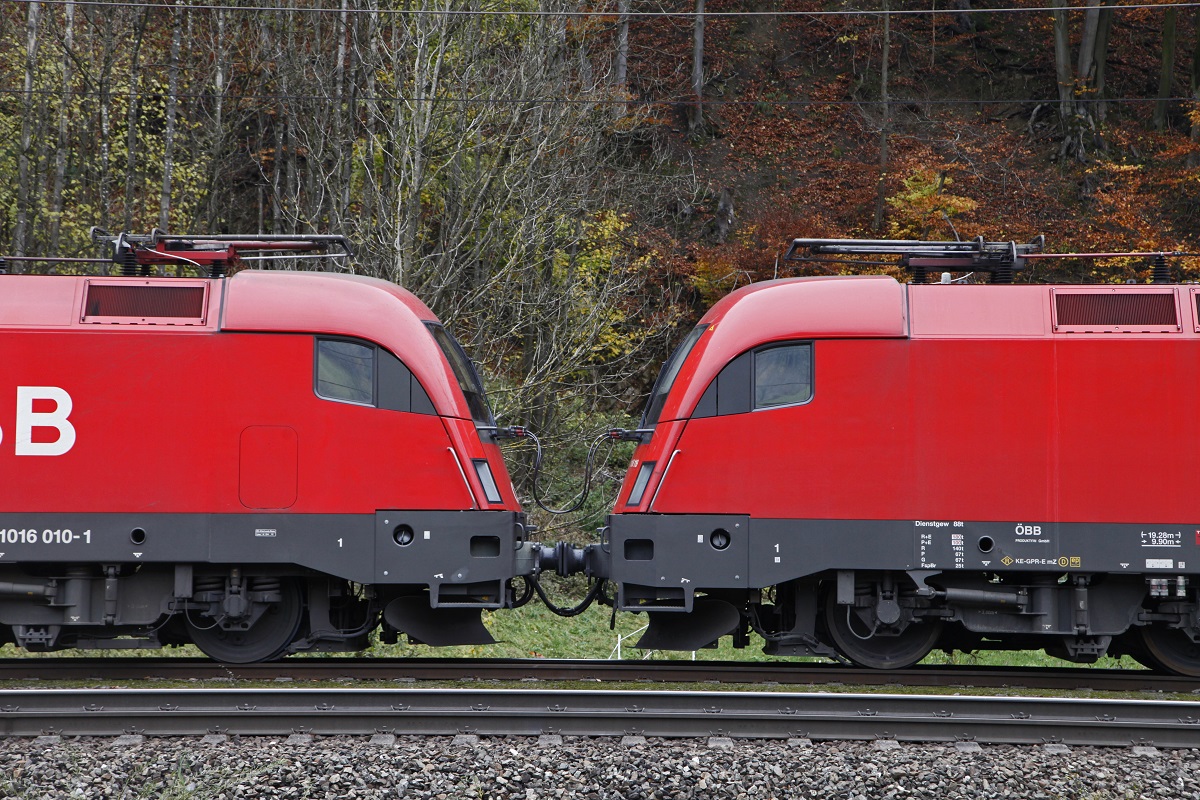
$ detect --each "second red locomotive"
[0,232,535,662]
[597,237,1200,676]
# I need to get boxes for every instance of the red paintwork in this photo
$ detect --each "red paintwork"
[222,271,470,422]
[0,271,518,514]
[653,276,907,428]
[617,278,1200,524]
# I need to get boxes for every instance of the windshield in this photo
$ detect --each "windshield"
[426,323,495,426]
[640,324,709,428]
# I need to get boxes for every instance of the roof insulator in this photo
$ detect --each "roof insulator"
[1152,254,1171,285]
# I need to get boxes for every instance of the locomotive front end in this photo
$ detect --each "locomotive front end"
[0,232,536,662]
[600,275,915,658]
[601,237,1200,677]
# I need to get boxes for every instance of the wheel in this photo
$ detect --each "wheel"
[1110,631,1166,672]
[188,578,304,663]
[823,583,942,670]
[1137,623,1200,677]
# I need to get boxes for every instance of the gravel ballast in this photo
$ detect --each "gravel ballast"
[1,735,1196,799]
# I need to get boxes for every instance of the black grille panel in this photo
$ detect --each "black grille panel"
[85,284,206,320]
[1054,292,1177,327]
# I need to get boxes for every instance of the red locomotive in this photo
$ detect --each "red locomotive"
[598,237,1200,676]
[0,231,534,662]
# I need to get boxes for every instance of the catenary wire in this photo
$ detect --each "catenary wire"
[10,0,1200,18]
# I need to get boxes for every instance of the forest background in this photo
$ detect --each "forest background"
[3,0,1200,535]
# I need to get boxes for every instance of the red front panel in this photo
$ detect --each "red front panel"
[0,330,473,514]
[632,334,1199,525]
[439,416,521,509]
[648,340,912,519]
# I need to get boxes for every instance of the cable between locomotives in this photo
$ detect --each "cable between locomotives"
[484,425,627,618]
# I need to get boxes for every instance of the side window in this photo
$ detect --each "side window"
[754,344,812,408]
[316,339,374,405]
[314,337,436,413]
[693,342,812,418]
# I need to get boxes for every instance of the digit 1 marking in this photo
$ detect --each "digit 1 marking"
[774,543,780,553]
[337,538,343,548]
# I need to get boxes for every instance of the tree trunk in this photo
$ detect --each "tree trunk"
[1093,2,1114,122]
[1077,7,1099,83]
[15,0,41,259]
[284,3,299,233]
[1191,8,1200,166]
[96,9,112,234]
[263,13,282,233]
[1050,0,1114,159]
[872,2,890,233]
[123,8,150,233]
[49,0,74,254]
[204,7,227,230]
[360,2,380,227]
[615,0,630,92]
[688,0,705,132]
[336,0,352,225]
[952,0,974,34]
[1154,6,1178,131]
[160,0,183,231]
[1050,0,1075,123]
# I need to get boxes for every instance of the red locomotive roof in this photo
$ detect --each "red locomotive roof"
[221,271,471,421]
[702,274,908,342]
[907,283,1190,338]
[0,270,474,422]
[222,270,437,330]
[654,274,1200,424]
[658,276,908,423]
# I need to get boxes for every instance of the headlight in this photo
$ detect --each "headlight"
[626,461,656,507]
[473,459,503,504]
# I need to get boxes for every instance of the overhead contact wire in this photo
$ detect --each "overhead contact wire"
[20,0,1200,17]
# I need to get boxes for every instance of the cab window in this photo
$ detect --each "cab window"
[641,324,709,428]
[425,323,494,426]
[693,341,813,417]
[315,337,434,413]
[754,344,812,408]
[316,339,374,405]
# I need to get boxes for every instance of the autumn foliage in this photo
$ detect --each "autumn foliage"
[632,1,1200,302]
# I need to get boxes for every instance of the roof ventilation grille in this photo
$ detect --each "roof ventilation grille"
[1054,291,1177,329]
[83,283,207,324]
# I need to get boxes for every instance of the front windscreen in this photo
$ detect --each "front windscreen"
[640,324,709,428]
[426,323,495,426]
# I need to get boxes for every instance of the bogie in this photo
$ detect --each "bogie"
[186,576,305,663]
[819,574,943,670]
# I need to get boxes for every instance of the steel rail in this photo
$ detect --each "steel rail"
[1,687,1199,746]
[0,657,1193,693]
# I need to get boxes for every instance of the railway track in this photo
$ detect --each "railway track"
[0,657,1195,693]
[1,686,1198,746]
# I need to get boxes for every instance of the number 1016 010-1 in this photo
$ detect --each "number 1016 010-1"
[0,528,91,545]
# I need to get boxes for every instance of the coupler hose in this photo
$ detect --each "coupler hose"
[529,576,606,618]
[488,425,620,515]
